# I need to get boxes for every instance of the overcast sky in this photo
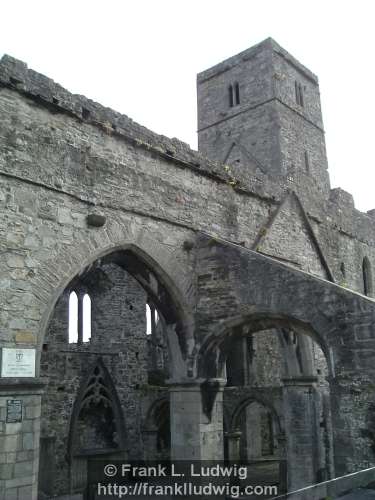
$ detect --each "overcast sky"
[1,0,374,212]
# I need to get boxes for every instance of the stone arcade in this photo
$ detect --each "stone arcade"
[1,38,375,499]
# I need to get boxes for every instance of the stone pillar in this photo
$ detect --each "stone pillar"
[329,374,375,477]
[0,379,44,500]
[245,403,262,460]
[276,433,288,493]
[226,332,248,386]
[169,379,225,461]
[282,376,319,492]
[226,431,242,462]
[322,391,335,480]
[142,427,158,460]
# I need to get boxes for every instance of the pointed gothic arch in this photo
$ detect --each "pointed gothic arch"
[67,357,126,460]
[230,395,282,435]
[37,241,194,375]
[197,312,333,381]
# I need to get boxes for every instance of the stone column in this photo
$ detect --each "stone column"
[245,403,262,460]
[226,431,242,462]
[169,379,225,461]
[329,374,375,478]
[226,334,248,386]
[276,432,287,493]
[142,427,158,460]
[282,376,319,492]
[322,390,335,480]
[0,379,44,500]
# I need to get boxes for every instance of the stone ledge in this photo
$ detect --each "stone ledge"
[0,378,46,395]
[282,376,319,386]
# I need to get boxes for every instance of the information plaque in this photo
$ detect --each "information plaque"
[1,348,36,377]
[6,399,23,423]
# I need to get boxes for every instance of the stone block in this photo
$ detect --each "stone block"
[14,460,33,477]
[5,424,21,435]
[5,474,34,489]
[6,453,16,464]
[0,436,18,453]
[25,406,40,420]
[14,332,36,344]
[18,485,33,499]
[2,488,17,500]
[6,255,24,269]
[0,463,13,480]
[22,434,33,451]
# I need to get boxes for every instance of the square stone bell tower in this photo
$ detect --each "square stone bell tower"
[197,38,331,197]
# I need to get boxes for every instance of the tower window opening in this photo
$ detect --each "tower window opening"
[234,82,240,105]
[304,151,310,173]
[228,83,240,108]
[340,262,346,278]
[363,257,373,296]
[228,85,234,107]
[299,83,304,107]
[295,81,304,107]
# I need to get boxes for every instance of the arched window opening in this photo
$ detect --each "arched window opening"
[234,401,277,462]
[146,304,152,335]
[363,257,373,296]
[146,303,159,336]
[234,82,240,105]
[228,83,240,108]
[69,291,92,344]
[228,84,234,107]
[82,294,91,343]
[304,150,310,173]
[295,81,304,107]
[144,399,171,460]
[69,291,78,344]
[340,262,346,278]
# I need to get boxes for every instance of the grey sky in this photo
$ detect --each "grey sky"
[1,0,374,211]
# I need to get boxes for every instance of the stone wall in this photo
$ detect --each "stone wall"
[1,39,375,497]
[0,381,42,500]
[39,263,155,496]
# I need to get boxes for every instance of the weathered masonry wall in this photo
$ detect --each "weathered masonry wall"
[195,234,375,475]
[39,264,149,496]
[0,381,42,500]
[1,39,375,499]
[1,55,375,301]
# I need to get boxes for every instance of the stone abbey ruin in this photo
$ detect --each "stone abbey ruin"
[1,37,375,499]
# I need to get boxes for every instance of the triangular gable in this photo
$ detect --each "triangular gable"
[252,191,334,281]
[223,141,267,175]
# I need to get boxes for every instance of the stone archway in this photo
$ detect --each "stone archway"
[34,228,195,377]
[197,315,332,491]
[229,396,284,491]
[143,397,171,460]
[166,233,375,492]
[67,358,126,493]
[35,233,194,493]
